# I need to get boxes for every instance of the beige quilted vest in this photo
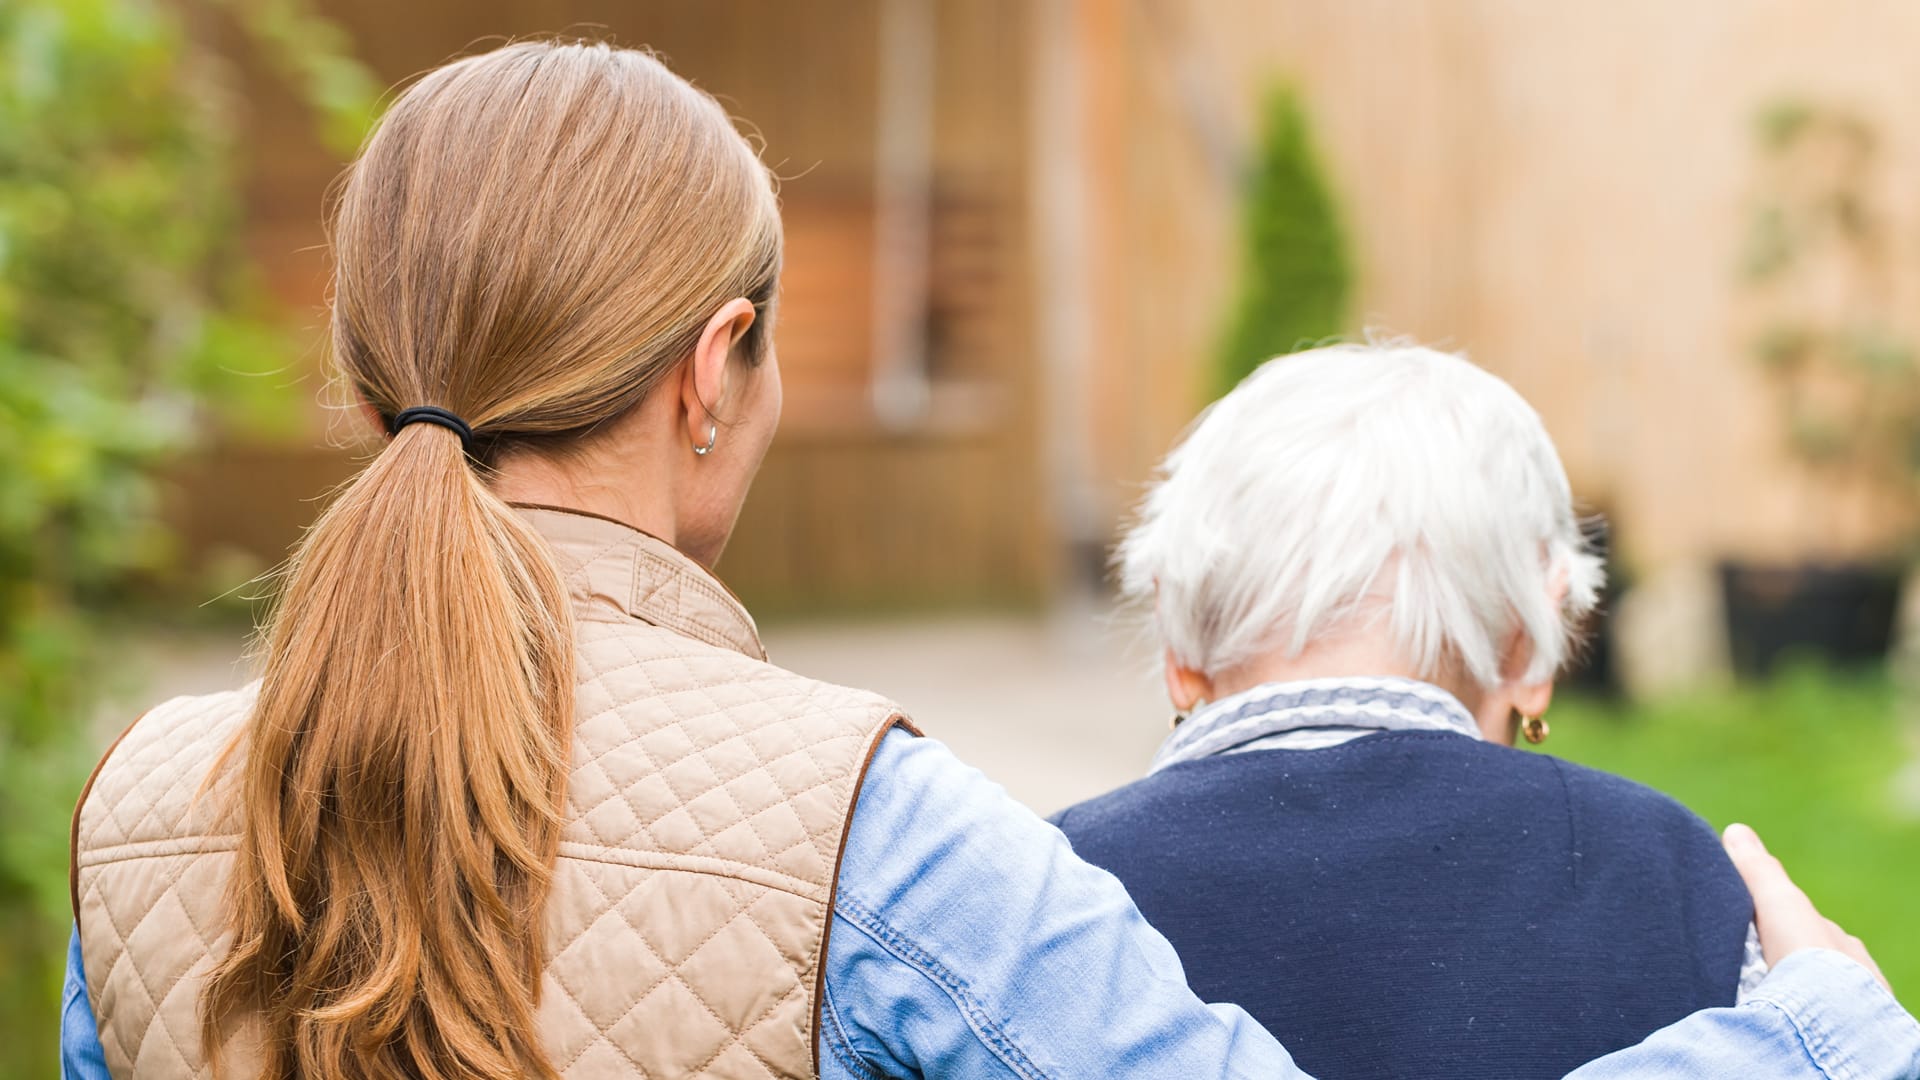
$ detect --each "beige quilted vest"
[72,506,912,1078]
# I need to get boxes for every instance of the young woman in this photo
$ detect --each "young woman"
[62,40,1915,1080]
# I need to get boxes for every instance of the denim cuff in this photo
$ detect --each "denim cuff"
[1746,948,1920,1079]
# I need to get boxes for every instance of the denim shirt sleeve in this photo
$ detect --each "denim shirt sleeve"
[1566,948,1920,1080]
[820,728,1304,1079]
[61,926,110,1080]
[821,731,1920,1080]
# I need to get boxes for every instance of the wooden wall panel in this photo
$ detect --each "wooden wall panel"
[177,0,1049,610]
[1098,0,1920,571]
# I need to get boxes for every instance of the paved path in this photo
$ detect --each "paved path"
[761,603,1169,815]
[94,603,1170,817]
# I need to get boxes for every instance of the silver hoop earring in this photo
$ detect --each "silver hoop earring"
[693,424,717,456]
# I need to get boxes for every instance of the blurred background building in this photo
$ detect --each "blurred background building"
[8,0,1920,1066]
[180,1,1920,677]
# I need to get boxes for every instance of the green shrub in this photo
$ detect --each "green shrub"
[0,0,373,1067]
[1213,85,1353,398]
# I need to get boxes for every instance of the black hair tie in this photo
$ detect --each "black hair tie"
[389,406,475,455]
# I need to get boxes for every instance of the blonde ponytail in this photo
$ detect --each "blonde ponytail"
[205,425,572,1079]
[202,40,781,1079]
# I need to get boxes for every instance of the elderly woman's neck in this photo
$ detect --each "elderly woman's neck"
[1211,637,1491,730]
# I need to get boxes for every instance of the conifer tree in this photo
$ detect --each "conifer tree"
[1215,86,1353,397]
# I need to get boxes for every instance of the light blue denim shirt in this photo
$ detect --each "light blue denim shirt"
[64,728,1920,1078]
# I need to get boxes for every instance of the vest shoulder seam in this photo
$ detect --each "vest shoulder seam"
[78,835,239,869]
[553,842,828,901]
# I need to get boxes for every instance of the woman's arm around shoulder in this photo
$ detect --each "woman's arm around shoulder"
[820,732,1920,1080]
[820,727,1303,1079]
[1567,949,1919,1080]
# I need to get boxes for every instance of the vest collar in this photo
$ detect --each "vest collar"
[513,503,767,661]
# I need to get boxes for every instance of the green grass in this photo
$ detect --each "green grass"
[1543,668,1920,1011]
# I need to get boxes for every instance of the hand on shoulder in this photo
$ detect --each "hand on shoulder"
[1723,822,1888,991]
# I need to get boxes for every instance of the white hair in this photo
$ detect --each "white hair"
[1119,341,1603,689]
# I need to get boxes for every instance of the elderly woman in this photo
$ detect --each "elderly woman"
[1054,342,1765,1079]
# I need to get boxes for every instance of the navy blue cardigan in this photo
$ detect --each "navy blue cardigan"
[1052,732,1752,1079]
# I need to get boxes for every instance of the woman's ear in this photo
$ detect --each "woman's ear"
[681,298,758,450]
[360,400,387,439]
[1511,562,1571,718]
[1475,622,1553,742]
[1164,650,1215,713]
[1511,675,1555,722]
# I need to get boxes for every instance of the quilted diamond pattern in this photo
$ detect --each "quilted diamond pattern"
[74,509,907,1078]
[75,687,253,1079]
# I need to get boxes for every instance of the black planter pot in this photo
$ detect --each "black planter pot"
[1718,560,1904,679]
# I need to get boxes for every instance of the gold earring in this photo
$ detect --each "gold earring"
[1520,711,1550,745]
[1171,697,1209,730]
